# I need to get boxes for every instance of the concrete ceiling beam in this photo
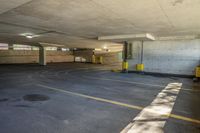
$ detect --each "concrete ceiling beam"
[98,33,156,41]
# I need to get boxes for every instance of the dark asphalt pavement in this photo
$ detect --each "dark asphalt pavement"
[0,63,199,133]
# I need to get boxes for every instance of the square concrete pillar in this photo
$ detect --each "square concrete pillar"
[39,46,46,66]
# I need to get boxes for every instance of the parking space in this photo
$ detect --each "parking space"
[0,63,199,133]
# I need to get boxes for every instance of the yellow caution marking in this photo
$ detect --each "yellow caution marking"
[83,75,200,93]
[37,84,200,125]
[122,61,129,70]
[166,114,200,124]
[181,88,200,92]
[83,75,165,88]
[37,84,143,110]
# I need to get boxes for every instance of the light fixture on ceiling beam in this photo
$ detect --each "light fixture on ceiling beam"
[20,33,35,39]
[39,42,64,47]
[98,33,156,41]
[26,35,33,39]
[22,31,55,39]
[103,46,107,49]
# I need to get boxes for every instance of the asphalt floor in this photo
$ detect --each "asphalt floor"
[0,63,200,133]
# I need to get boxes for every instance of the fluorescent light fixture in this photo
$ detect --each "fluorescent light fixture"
[95,48,102,51]
[157,35,197,41]
[39,42,64,47]
[20,33,34,39]
[26,35,33,39]
[98,33,156,41]
[103,46,107,49]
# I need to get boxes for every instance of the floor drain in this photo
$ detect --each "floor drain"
[23,94,49,101]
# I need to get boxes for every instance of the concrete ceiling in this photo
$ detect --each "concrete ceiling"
[0,0,200,49]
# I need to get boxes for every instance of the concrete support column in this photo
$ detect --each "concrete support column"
[8,43,14,50]
[57,47,62,51]
[140,41,144,64]
[123,41,128,62]
[39,46,46,66]
[92,52,96,64]
[122,41,129,72]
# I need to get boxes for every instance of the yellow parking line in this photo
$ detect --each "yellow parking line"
[37,84,143,110]
[83,76,200,93]
[37,84,200,125]
[83,75,165,88]
[166,114,200,124]
[181,88,200,92]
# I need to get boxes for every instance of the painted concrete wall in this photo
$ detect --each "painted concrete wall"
[128,39,200,75]
[0,50,74,64]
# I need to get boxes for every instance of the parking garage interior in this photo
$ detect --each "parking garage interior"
[0,0,200,133]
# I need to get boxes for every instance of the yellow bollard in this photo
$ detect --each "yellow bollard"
[92,55,96,64]
[99,56,103,64]
[122,61,128,70]
[136,64,144,71]
[195,67,200,77]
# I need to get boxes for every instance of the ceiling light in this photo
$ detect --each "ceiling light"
[103,46,107,49]
[95,48,102,51]
[26,35,33,39]
[98,33,156,41]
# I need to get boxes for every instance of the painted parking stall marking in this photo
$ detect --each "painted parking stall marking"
[121,83,182,133]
